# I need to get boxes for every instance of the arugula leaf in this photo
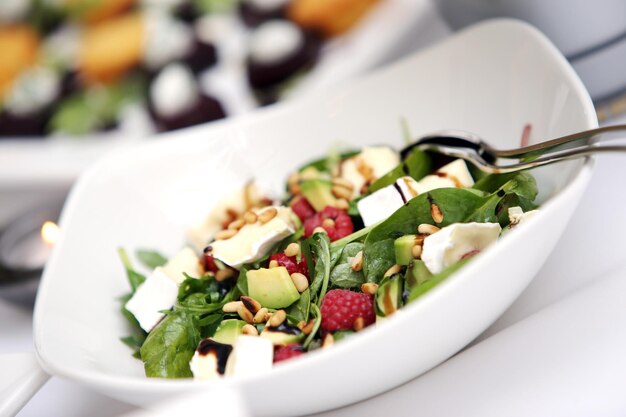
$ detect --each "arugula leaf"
[329,242,365,289]
[236,267,249,296]
[307,232,331,306]
[118,248,146,293]
[120,334,146,359]
[363,188,485,283]
[140,310,200,378]
[368,148,432,193]
[136,249,168,270]
[303,304,322,349]
[473,172,538,201]
[407,259,470,302]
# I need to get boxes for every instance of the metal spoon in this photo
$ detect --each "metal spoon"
[401,124,626,173]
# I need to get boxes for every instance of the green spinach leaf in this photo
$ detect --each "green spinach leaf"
[329,242,365,289]
[307,232,331,306]
[368,148,432,193]
[363,188,485,282]
[136,249,168,270]
[287,288,311,323]
[140,310,200,378]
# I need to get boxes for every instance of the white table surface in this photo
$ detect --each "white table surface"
[3,6,626,416]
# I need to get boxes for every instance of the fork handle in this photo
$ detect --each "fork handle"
[491,144,626,173]
[495,124,626,159]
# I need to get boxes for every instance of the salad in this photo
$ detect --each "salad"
[120,143,540,379]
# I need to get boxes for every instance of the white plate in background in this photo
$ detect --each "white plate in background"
[0,0,438,189]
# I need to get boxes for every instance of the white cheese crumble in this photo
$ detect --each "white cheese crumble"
[249,20,303,65]
[150,63,199,118]
[210,206,297,269]
[421,222,501,274]
[4,67,60,116]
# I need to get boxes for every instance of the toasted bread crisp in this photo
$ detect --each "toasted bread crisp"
[79,12,144,83]
[0,25,40,98]
[288,0,380,36]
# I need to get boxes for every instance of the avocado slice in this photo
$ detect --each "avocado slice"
[404,260,433,294]
[376,276,403,317]
[247,266,300,309]
[260,323,304,345]
[300,179,338,211]
[212,319,247,345]
[394,235,418,265]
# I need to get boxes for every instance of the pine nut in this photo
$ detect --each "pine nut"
[258,207,277,224]
[284,242,300,257]
[322,333,334,348]
[301,320,315,335]
[322,218,335,228]
[215,269,235,281]
[313,226,327,235]
[269,260,279,268]
[331,185,352,200]
[242,324,258,336]
[222,301,243,313]
[290,183,301,195]
[290,272,309,293]
[228,219,245,230]
[418,223,440,235]
[335,198,350,210]
[361,282,378,295]
[353,317,365,332]
[269,309,286,327]
[241,296,261,314]
[384,264,402,278]
[215,229,237,240]
[253,307,269,324]
[288,172,300,186]
[243,211,257,224]
[412,244,422,259]
[351,251,363,271]
[430,203,444,223]
[332,177,355,190]
[237,305,254,324]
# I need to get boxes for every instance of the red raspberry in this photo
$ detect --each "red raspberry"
[290,196,316,221]
[269,253,309,277]
[320,289,375,332]
[304,206,354,242]
[274,344,306,363]
[202,254,218,273]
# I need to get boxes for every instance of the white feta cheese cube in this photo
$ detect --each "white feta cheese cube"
[421,222,502,274]
[210,206,297,268]
[161,246,201,284]
[225,335,273,378]
[190,350,220,381]
[436,159,474,188]
[395,176,420,201]
[508,206,540,227]
[186,182,266,252]
[414,175,457,194]
[413,159,474,194]
[190,339,233,381]
[357,185,404,227]
[125,268,178,332]
[340,146,400,198]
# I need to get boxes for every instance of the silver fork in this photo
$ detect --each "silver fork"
[401,124,626,173]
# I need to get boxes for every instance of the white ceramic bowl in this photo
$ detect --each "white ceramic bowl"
[34,19,597,416]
